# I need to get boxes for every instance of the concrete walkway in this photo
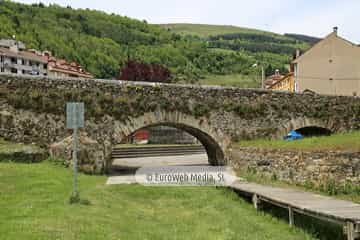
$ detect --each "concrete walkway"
[107,154,209,185]
[111,153,209,168]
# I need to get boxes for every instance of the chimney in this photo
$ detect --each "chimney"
[333,26,338,35]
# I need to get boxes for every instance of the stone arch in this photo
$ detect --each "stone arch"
[111,111,231,168]
[276,117,336,139]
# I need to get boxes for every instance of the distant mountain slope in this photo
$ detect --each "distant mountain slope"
[2,2,259,80]
[0,2,314,85]
[158,23,275,37]
[160,23,314,75]
[284,33,322,45]
[160,23,312,55]
[159,23,316,43]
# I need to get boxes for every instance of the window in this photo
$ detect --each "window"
[0,67,4,72]
[0,56,3,62]
[22,70,25,74]
[21,59,26,65]
[44,63,48,69]
[11,68,17,74]
[11,58,17,64]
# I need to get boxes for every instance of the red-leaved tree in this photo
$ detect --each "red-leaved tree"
[118,60,171,83]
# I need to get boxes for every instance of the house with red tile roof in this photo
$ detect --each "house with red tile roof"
[0,39,93,79]
[264,69,284,89]
[45,55,93,78]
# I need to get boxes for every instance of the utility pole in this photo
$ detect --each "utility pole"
[252,63,266,89]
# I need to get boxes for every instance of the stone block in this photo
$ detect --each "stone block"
[49,133,105,174]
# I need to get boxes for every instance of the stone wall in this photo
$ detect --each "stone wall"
[230,147,360,185]
[0,144,48,163]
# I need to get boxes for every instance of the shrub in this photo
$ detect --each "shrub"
[118,60,171,83]
[193,104,210,118]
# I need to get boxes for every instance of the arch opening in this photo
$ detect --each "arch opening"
[277,117,335,140]
[111,122,225,170]
[295,126,332,137]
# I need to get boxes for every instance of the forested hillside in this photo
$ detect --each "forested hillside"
[0,2,313,83]
[160,24,316,76]
[284,33,321,46]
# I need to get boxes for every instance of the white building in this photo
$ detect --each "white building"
[0,39,48,76]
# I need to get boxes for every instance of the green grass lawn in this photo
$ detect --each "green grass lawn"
[199,74,260,88]
[0,161,315,240]
[237,131,360,152]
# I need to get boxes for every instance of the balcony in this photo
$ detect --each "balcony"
[3,62,38,71]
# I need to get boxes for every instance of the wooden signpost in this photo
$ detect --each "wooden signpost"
[66,102,84,202]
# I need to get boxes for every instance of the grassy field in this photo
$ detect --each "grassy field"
[199,74,260,88]
[158,23,280,38]
[0,161,316,240]
[237,131,360,152]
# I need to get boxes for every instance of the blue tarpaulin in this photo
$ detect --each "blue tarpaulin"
[284,130,304,141]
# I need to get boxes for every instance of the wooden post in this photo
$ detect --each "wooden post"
[288,207,294,227]
[252,194,259,210]
[346,222,355,240]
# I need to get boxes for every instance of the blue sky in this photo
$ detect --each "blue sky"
[16,0,360,42]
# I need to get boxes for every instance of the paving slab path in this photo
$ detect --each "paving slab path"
[107,154,209,185]
[111,153,209,168]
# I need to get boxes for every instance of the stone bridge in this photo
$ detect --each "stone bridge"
[0,74,359,173]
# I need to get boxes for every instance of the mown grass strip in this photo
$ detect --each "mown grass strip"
[237,131,360,152]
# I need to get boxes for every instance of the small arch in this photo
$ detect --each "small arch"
[276,117,335,139]
[295,126,332,137]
